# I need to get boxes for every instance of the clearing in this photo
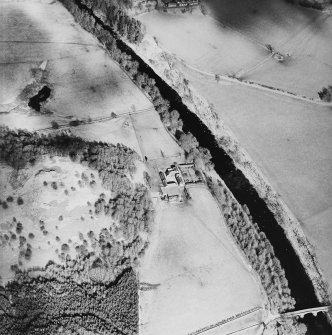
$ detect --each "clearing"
[0,156,127,283]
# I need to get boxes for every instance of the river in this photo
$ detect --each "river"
[64,1,332,333]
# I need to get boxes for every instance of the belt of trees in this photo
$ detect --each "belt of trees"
[60,0,144,44]
[207,177,296,314]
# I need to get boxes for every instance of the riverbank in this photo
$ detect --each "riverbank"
[127,26,331,307]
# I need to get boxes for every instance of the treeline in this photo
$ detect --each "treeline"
[60,0,144,44]
[0,269,138,335]
[0,127,137,173]
[207,177,296,313]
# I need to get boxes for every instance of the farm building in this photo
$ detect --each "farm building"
[161,0,199,8]
[159,163,203,202]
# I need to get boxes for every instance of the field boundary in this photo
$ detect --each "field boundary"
[186,307,262,335]
[181,60,332,107]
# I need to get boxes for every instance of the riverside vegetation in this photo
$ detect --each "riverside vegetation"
[58,0,299,316]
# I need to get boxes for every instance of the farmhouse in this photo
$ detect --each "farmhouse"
[159,163,203,202]
[161,0,199,8]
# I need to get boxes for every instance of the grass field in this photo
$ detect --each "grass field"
[139,186,264,335]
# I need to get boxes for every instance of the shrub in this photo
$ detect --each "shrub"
[58,215,63,221]
[51,182,58,190]
[16,222,23,234]
[25,248,32,260]
[51,121,59,129]
[61,243,69,252]
[17,197,24,205]
[69,119,81,127]
[19,236,26,246]
[6,196,14,202]
[2,202,8,209]
[28,233,35,239]
[43,230,48,236]
[43,181,48,186]
[318,85,332,102]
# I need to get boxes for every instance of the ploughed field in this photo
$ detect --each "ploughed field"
[137,0,332,297]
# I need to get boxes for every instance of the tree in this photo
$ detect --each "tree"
[318,85,332,102]
[179,132,199,153]
[17,197,24,205]
[61,243,70,252]
[51,121,59,129]
[16,222,23,234]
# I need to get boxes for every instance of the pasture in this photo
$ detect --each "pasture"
[139,186,264,335]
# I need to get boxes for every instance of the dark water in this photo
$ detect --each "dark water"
[28,85,51,111]
[66,1,332,332]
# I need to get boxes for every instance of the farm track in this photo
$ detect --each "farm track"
[187,307,262,335]
[181,60,332,107]
[35,107,155,132]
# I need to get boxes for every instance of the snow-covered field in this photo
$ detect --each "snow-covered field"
[0,2,266,333]
[136,0,332,298]
[0,0,151,151]
[0,157,120,283]
[139,0,332,98]
[139,186,264,335]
